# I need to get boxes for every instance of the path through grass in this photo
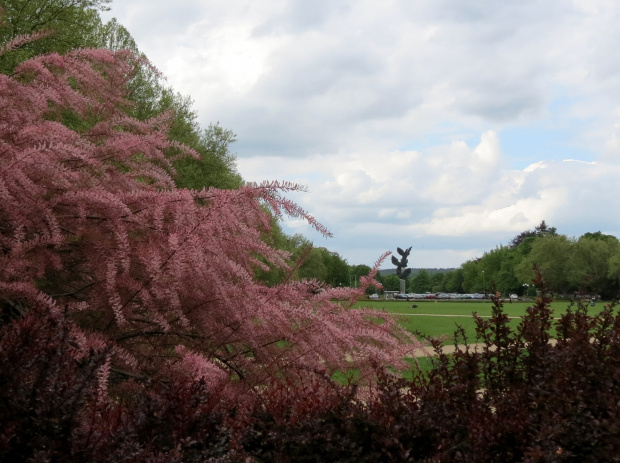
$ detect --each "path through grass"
[355,299,573,345]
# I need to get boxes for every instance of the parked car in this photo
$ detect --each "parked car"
[369,293,379,299]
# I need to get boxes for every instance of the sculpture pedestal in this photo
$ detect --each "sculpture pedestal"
[400,279,406,295]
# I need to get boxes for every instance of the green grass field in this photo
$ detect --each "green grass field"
[342,298,612,380]
[355,299,581,345]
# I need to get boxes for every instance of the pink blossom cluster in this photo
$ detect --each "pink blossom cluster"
[0,38,420,407]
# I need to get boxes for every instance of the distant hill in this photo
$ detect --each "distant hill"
[379,268,456,276]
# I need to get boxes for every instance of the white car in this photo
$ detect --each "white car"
[369,294,379,299]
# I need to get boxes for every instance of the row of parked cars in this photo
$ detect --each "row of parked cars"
[393,293,487,300]
[389,292,520,301]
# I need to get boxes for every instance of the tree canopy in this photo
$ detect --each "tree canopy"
[411,223,620,299]
[0,0,109,73]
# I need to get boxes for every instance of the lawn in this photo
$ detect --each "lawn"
[354,299,583,345]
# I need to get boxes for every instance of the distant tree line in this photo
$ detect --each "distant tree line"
[374,221,620,299]
[264,220,620,300]
[377,269,457,294]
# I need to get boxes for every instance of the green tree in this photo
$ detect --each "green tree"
[580,231,619,243]
[477,247,503,294]
[515,234,575,295]
[318,248,349,287]
[430,272,445,292]
[298,247,329,282]
[461,259,484,293]
[0,0,109,73]
[172,122,242,190]
[378,273,400,292]
[410,270,432,293]
[347,264,380,294]
[495,256,523,295]
[607,250,620,294]
[509,220,557,248]
[289,246,351,287]
[481,246,523,295]
[349,264,371,287]
[252,223,299,286]
[443,268,464,293]
[570,233,619,298]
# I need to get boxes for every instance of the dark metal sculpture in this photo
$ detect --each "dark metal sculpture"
[392,246,412,280]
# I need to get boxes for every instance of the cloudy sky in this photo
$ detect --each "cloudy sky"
[101,0,620,269]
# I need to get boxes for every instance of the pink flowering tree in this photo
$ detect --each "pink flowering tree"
[0,34,420,414]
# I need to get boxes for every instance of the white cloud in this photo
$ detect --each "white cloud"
[100,1,620,268]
